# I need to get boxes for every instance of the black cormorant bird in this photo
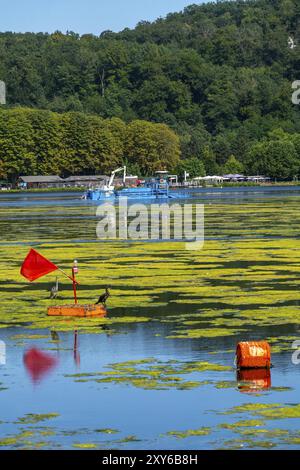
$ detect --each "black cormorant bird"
[95,288,110,307]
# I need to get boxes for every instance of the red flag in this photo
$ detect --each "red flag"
[20,249,58,282]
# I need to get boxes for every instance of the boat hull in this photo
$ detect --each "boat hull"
[116,187,169,199]
[47,304,107,317]
[86,182,170,201]
[86,189,114,201]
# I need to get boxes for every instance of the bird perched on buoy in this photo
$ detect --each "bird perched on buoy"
[95,287,110,307]
[50,277,59,299]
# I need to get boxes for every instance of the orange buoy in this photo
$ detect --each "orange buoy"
[237,368,271,393]
[47,304,107,318]
[236,341,271,369]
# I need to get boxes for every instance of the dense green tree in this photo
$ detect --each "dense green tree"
[0,109,36,181]
[177,157,206,179]
[180,124,211,159]
[26,109,64,174]
[125,120,180,175]
[0,108,181,180]
[222,155,244,174]
[202,145,220,175]
[246,139,299,179]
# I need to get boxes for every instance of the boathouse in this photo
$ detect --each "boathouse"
[18,175,65,189]
[64,175,108,188]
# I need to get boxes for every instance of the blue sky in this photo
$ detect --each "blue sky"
[1,0,205,35]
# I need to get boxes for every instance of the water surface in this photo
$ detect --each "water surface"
[0,186,300,449]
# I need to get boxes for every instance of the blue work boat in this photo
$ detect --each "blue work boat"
[85,175,170,201]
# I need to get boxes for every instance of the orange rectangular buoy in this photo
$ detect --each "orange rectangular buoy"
[47,304,107,318]
[236,341,271,369]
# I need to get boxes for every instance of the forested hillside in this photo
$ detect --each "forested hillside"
[1,0,300,179]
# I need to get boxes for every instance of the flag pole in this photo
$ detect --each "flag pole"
[72,268,78,304]
[58,263,79,304]
[72,260,78,304]
[58,268,79,285]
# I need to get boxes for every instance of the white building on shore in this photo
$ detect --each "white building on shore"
[0,81,6,105]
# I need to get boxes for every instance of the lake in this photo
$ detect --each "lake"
[0,186,300,449]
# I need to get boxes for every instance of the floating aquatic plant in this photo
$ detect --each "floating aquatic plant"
[65,358,231,390]
[94,428,119,435]
[166,428,211,439]
[16,413,60,425]
[73,443,98,449]
[218,419,265,429]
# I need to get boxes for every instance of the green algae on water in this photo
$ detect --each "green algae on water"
[166,328,243,339]
[220,438,277,449]
[220,402,300,422]
[10,334,49,340]
[166,428,211,439]
[73,443,98,449]
[94,428,119,435]
[218,420,265,429]
[256,404,300,419]
[221,403,281,415]
[237,428,290,438]
[17,413,60,425]
[65,358,231,390]
[0,437,19,447]
[116,435,141,443]
[1,233,300,336]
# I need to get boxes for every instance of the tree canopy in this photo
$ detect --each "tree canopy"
[0,109,180,181]
[1,0,300,179]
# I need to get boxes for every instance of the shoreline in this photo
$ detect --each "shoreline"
[1,181,300,194]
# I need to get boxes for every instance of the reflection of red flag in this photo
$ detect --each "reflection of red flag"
[20,249,58,282]
[23,348,58,383]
